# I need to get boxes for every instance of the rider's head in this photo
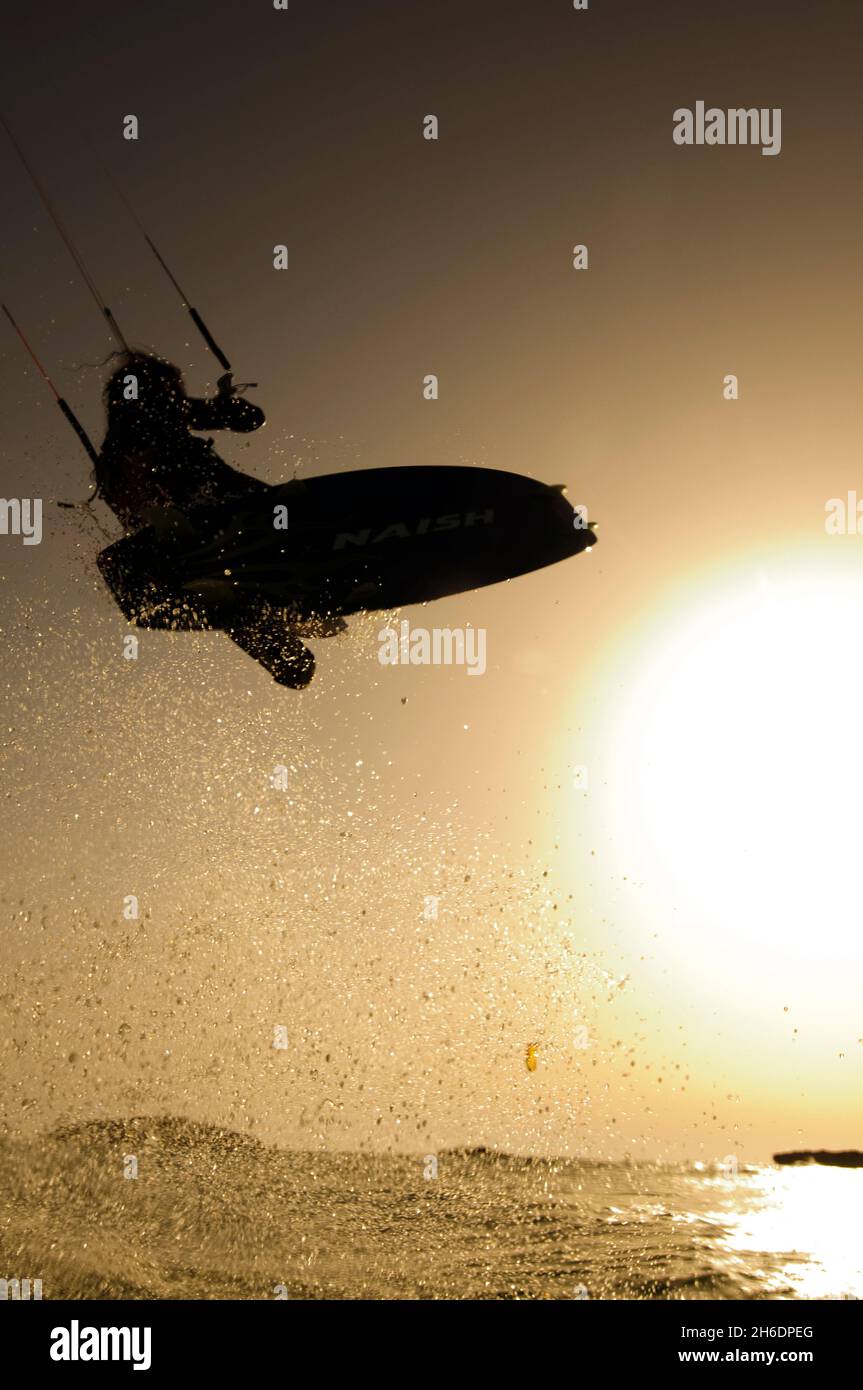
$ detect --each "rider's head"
[103,352,188,431]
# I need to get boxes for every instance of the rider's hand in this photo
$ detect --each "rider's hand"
[216,372,258,398]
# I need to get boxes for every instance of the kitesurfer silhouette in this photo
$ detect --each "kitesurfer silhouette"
[1,120,595,697]
[97,353,268,525]
[95,352,317,688]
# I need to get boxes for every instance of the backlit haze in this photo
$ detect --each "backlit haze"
[2,0,862,1164]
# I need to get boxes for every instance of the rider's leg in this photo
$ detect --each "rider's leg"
[226,601,315,688]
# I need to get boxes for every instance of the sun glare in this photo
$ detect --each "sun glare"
[600,560,863,995]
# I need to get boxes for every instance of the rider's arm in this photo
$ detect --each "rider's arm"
[187,383,265,434]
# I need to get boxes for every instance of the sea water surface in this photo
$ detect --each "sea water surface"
[1,1118,860,1300]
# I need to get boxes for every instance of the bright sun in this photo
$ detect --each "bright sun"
[600,557,863,1006]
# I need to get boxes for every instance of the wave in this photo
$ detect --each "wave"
[0,1114,808,1300]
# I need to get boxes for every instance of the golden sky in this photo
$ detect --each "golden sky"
[2,0,862,1161]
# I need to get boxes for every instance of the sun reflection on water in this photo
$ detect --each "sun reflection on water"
[708,1167,863,1299]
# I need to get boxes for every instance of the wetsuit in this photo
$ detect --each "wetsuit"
[97,392,269,531]
[97,391,315,687]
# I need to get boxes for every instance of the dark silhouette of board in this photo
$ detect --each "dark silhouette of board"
[98,465,596,630]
